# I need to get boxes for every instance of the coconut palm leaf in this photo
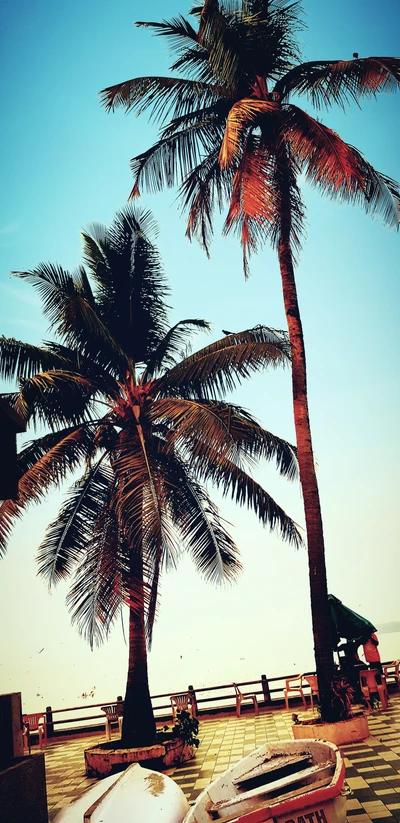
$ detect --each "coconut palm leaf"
[14,371,101,429]
[0,337,73,382]
[191,444,302,545]
[130,122,217,198]
[275,57,400,108]
[219,98,278,167]
[81,206,170,365]
[66,506,128,647]
[170,469,242,584]
[100,75,218,123]
[144,318,211,379]
[222,136,280,274]
[136,16,199,49]
[13,263,74,329]
[154,443,241,584]
[181,148,230,253]
[14,264,128,368]
[0,425,92,556]
[184,402,298,478]
[285,105,400,227]
[157,326,290,399]
[37,459,111,585]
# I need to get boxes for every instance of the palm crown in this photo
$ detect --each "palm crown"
[0,204,301,745]
[101,0,400,273]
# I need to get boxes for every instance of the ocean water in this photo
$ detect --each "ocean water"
[6,614,399,715]
[147,631,400,697]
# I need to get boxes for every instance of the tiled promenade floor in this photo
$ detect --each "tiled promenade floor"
[31,692,400,822]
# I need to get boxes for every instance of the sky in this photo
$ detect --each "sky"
[0,0,399,714]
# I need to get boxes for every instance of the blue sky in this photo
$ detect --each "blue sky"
[0,1,399,710]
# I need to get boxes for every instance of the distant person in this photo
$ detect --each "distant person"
[337,639,363,701]
[363,632,382,673]
[337,639,361,667]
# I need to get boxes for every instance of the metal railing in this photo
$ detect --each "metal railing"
[39,670,314,738]
[34,660,397,740]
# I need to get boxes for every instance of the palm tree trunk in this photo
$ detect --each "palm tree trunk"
[121,550,157,747]
[278,169,337,722]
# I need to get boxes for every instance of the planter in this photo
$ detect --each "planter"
[292,714,369,745]
[85,737,195,778]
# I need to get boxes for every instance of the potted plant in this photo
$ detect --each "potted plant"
[85,711,200,778]
[292,676,369,745]
[156,710,200,768]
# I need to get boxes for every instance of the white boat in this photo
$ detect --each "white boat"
[183,738,346,823]
[53,761,190,823]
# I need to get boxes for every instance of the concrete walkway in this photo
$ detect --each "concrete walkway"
[34,692,400,822]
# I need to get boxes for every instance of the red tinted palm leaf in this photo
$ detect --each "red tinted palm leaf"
[220,98,278,167]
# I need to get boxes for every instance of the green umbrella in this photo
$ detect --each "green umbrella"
[328,594,376,648]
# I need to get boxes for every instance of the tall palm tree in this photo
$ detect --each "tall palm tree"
[0,204,301,747]
[100,1,400,721]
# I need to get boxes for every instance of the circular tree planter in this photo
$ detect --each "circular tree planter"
[292,714,369,746]
[85,738,195,778]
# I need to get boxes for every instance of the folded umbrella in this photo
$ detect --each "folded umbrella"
[328,594,376,648]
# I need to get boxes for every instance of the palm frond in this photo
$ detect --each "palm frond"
[37,459,112,586]
[194,448,303,545]
[111,424,180,644]
[66,505,128,647]
[157,325,290,398]
[0,337,73,383]
[15,370,101,429]
[0,426,92,557]
[144,318,211,379]
[82,205,170,364]
[276,57,400,108]
[220,98,279,167]
[187,403,298,479]
[136,16,199,50]
[14,263,128,371]
[14,263,76,330]
[222,133,281,274]
[284,105,400,227]
[129,120,216,197]
[100,75,216,124]
[181,149,230,255]
[154,443,241,584]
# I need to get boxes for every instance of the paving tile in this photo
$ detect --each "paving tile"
[35,691,400,822]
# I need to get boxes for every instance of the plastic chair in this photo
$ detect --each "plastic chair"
[22,713,46,752]
[304,675,319,709]
[101,703,123,741]
[170,692,197,720]
[359,669,389,711]
[233,683,259,718]
[383,661,400,690]
[283,675,307,711]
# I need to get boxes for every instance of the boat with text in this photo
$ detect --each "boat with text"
[183,738,346,823]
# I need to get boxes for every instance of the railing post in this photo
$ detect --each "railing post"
[261,674,271,704]
[188,685,198,717]
[46,705,54,738]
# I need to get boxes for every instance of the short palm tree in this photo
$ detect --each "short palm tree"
[0,204,301,747]
[100,1,400,722]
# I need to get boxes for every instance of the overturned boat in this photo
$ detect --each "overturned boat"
[183,738,346,823]
[53,761,189,823]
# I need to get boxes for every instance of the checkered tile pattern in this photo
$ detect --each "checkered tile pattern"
[29,692,400,822]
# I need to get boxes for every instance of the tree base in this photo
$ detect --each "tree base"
[292,714,369,745]
[85,738,195,778]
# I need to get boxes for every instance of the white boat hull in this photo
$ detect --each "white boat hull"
[183,739,346,823]
[53,761,189,823]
